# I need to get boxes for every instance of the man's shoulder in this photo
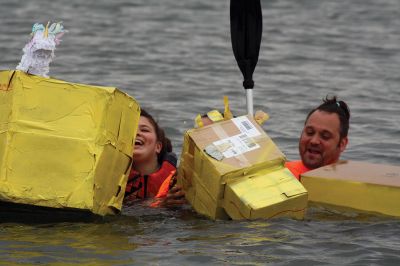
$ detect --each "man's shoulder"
[285,160,309,181]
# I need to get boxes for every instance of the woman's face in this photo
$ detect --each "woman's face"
[133,116,162,165]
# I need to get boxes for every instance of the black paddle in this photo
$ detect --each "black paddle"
[230,0,262,115]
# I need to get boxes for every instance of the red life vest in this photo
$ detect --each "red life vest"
[285,160,310,181]
[125,153,177,200]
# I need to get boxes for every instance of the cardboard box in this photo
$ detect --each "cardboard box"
[0,70,140,215]
[301,160,400,217]
[178,115,308,220]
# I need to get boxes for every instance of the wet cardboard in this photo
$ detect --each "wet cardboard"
[0,70,140,215]
[301,160,400,217]
[178,115,308,220]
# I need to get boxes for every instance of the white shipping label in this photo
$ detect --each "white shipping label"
[212,133,260,158]
[232,116,261,137]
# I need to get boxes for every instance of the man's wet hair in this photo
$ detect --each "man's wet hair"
[305,95,350,140]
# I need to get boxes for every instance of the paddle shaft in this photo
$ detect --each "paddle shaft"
[246,89,254,115]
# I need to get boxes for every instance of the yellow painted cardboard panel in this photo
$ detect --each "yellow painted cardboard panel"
[223,167,308,220]
[2,133,94,207]
[191,175,228,220]
[301,160,400,217]
[194,148,226,202]
[0,75,12,127]
[178,159,226,219]
[103,90,138,155]
[179,140,232,219]
[0,70,140,215]
[92,144,131,215]
[0,134,6,177]
[11,72,111,139]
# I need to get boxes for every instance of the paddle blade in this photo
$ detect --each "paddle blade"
[230,0,262,89]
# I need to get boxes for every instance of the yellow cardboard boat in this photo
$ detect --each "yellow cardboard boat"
[301,160,400,218]
[0,70,140,216]
[178,115,308,220]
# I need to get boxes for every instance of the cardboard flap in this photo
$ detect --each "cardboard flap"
[223,167,308,220]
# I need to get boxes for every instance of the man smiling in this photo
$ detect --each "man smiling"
[286,96,350,180]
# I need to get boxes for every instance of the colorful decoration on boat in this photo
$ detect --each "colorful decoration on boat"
[16,22,67,77]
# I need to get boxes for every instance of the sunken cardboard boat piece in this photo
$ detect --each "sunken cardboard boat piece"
[178,115,308,220]
[301,160,400,218]
[0,70,140,216]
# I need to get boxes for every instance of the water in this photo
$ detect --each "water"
[1,0,400,264]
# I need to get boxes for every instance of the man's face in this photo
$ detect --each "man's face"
[299,110,348,169]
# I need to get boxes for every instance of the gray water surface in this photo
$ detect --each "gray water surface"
[1,0,400,265]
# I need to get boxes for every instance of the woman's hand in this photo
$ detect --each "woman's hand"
[161,185,186,208]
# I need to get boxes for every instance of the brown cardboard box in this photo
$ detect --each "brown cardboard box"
[301,160,400,217]
[178,115,308,220]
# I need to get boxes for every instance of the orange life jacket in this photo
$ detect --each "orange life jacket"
[149,170,177,208]
[154,170,176,199]
[285,160,310,181]
[125,153,177,200]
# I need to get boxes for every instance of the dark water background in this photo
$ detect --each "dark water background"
[1,0,399,265]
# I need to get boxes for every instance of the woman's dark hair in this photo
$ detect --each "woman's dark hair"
[305,95,350,140]
[140,109,172,164]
